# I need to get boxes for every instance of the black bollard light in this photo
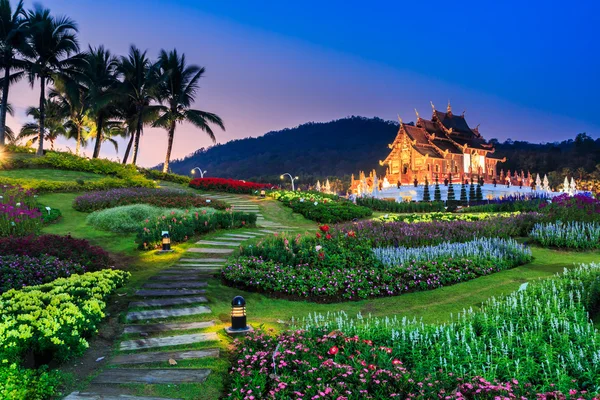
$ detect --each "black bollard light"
[231,296,247,330]
[161,231,171,251]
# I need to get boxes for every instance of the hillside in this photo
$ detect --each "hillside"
[163,116,599,187]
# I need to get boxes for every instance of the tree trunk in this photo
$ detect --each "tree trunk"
[92,116,103,158]
[75,124,81,156]
[131,106,144,165]
[122,129,134,164]
[0,59,11,147]
[36,76,46,156]
[162,121,176,173]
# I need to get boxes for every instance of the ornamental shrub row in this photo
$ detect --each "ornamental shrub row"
[189,177,272,194]
[73,187,227,212]
[0,269,129,366]
[0,365,63,400]
[0,175,153,193]
[379,211,518,223]
[357,197,445,213]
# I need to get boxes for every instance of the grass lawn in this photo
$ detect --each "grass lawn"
[0,168,105,182]
[35,190,600,399]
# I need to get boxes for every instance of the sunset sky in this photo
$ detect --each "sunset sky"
[8,0,599,167]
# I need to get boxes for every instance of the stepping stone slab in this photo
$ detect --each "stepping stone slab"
[223,233,261,238]
[92,368,211,384]
[155,269,203,275]
[187,248,233,254]
[149,275,207,281]
[210,236,246,241]
[123,320,214,335]
[135,289,206,297]
[165,267,221,273]
[195,240,242,246]
[126,306,211,322]
[129,296,208,308]
[180,257,227,262]
[142,282,207,289]
[65,393,180,400]
[120,332,218,351]
[110,348,219,365]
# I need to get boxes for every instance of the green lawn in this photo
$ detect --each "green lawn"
[35,190,600,399]
[0,168,105,182]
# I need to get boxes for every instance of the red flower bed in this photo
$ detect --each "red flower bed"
[189,178,272,194]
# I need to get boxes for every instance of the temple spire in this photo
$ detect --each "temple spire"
[397,114,403,125]
[447,100,452,114]
[414,108,420,119]
[430,101,436,112]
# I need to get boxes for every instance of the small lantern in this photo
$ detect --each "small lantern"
[230,296,247,330]
[260,189,266,198]
[161,231,171,251]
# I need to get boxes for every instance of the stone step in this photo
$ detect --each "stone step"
[195,240,242,246]
[149,275,210,281]
[210,236,246,242]
[92,369,211,384]
[142,282,207,289]
[110,348,219,365]
[163,268,220,274]
[120,332,218,351]
[126,306,211,322]
[179,257,227,262]
[222,233,262,239]
[135,289,206,297]
[187,248,234,254]
[159,269,203,275]
[129,296,208,308]
[123,321,214,335]
[65,392,179,400]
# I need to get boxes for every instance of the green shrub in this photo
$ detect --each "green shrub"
[0,365,63,400]
[142,169,191,184]
[87,204,216,233]
[357,197,445,213]
[37,205,61,224]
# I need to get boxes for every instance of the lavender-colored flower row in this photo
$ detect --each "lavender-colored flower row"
[530,221,600,249]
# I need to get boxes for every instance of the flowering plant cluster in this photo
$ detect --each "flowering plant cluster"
[0,254,86,293]
[357,196,445,213]
[0,234,113,270]
[538,193,600,222]
[378,211,518,223]
[135,207,257,249]
[373,237,532,267]
[0,269,129,366]
[271,190,372,223]
[189,177,272,194]
[73,187,226,212]
[0,184,42,237]
[227,263,600,398]
[530,221,600,249]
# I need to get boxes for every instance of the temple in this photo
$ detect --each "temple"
[362,102,505,186]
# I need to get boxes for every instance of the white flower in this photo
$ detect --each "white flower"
[299,198,305,203]
[206,199,211,203]
[15,202,21,207]
[315,245,322,251]
[314,201,318,206]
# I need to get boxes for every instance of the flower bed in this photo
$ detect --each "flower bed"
[87,204,217,233]
[189,177,271,194]
[378,211,518,223]
[0,269,129,366]
[73,187,227,212]
[539,193,600,222]
[271,190,372,223]
[530,221,600,249]
[0,234,113,270]
[357,196,445,212]
[136,208,257,249]
[227,263,600,398]
[0,185,42,237]
[0,255,86,293]
[335,213,540,248]
[373,237,531,266]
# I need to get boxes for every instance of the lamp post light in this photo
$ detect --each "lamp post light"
[160,231,173,252]
[191,167,207,178]
[225,295,253,336]
[280,173,299,191]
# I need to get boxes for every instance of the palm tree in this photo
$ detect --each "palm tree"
[24,5,79,155]
[80,118,124,155]
[49,77,89,155]
[0,0,29,147]
[80,45,119,158]
[18,99,68,150]
[154,49,224,173]
[117,45,160,165]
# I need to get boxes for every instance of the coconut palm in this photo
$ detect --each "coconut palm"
[117,45,160,165]
[23,5,79,155]
[49,77,89,155]
[154,49,224,173]
[18,99,68,150]
[0,0,29,147]
[80,45,119,158]
[80,118,124,155]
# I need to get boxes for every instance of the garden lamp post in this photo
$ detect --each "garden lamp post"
[161,231,172,252]
[191,167,207,178]
[280,173,299,191]
[225,295,253,335]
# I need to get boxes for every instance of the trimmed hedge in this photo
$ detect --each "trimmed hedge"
[357,197,446,213]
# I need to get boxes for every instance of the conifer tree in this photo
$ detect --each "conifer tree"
[434,179,442,202]
[422,178,431,202]
[447,183,456,201]
[469,183,476,203]
[476,184,483,201]
[460,183,468,204]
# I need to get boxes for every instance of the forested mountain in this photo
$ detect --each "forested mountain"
[163,116,599,189]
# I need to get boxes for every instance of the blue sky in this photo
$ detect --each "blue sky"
[9,0,599,166]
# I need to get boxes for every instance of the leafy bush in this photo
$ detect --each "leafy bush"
[37,205,61,224]
[136,208,257,249]
[0,175,154,193]
[0,365,63,400]
[227,263,600,398]
[530,221,600,249]
[87,204,216,233]
[73,187,226,212]
[0,254,86,293]
[272,190,372,223]
[0,269,129,366]
[378,211,518,223]
[357,197,445,212]
[189,177,272,193]
[0,185,42,237]
[539,193,600,222]
[0,234,113,270]
[142,168,191,184]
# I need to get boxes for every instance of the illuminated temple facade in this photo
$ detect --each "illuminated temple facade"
[369,103,505,185]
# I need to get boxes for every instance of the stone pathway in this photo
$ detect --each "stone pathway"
[65,192,293,399]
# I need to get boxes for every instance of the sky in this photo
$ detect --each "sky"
[8,0,600,167]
